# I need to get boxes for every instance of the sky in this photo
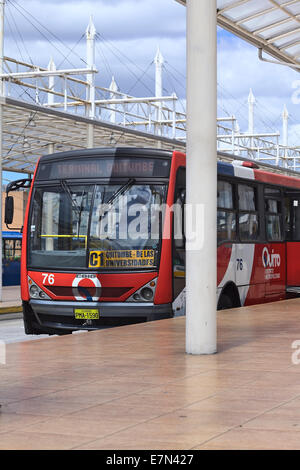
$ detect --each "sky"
[3,0,300,181]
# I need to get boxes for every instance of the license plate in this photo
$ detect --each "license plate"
[74,309,99,320]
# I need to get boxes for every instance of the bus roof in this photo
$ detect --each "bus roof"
[39,147,174,163]
[37,146,300,189]
[218,157,300,190]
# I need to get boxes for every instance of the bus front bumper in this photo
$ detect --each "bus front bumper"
[27,299,173,332]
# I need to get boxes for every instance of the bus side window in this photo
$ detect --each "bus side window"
[238,184,259,242]
[285,196,300,241]
[217,180,236,243]
[285,197,292,241]
[293,199,300,240]
[264,187,283,242]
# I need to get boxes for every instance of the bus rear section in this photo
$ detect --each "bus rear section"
[216,159,300,309]
[18,147,186,335]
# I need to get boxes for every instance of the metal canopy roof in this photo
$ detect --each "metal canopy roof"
[4,1,300,175]
[1,96,185,175]
[177,0,300,69]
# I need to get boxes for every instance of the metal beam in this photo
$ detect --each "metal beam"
[0,0,4,302]
[0,68,97,80]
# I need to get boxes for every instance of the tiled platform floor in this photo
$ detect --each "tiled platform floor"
[2,299,300,449]
[0,286,22,313]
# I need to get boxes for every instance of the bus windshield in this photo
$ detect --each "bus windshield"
[28,183,167,270]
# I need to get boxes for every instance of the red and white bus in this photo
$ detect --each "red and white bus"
[5,147,300,335]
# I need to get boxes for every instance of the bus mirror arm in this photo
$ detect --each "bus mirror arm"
[6,178,32,194]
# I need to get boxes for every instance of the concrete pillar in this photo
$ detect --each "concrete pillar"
[0,0,5,303]
[186,0,217,355]
[45,144,54,251]
[87,123,94,148]
[48,143,54,154]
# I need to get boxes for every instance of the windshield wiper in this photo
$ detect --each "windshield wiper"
[98,178,136,222]
[106,178,136,206]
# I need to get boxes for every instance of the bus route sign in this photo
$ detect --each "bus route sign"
[89,249,155,268]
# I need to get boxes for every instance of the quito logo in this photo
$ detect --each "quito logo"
[72,274,101,301]
[262,247,281,269]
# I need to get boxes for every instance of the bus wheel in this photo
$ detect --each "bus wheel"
[218,293,233,310]
[218,283,241,311]
[23,319,42,335]
[22,302,43,335]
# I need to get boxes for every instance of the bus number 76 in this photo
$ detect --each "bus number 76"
[42,273,55,285]
[236,259,243,271]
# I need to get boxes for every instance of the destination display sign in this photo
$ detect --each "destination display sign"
[37,157,170,180]
[89,249,155,269]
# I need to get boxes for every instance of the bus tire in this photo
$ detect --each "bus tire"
[217,284,241,311]
[22,302,42,335]
[23,318,41,335]
[23,319,41,335]
[218,293,233,310]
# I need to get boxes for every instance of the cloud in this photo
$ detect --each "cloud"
[4,0,300,147]
[4,0,186,98]
[5,0,186,42]
[218,30,300,144]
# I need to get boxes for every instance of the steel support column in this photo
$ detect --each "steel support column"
[186,0,217,355]
[0,0,5,303]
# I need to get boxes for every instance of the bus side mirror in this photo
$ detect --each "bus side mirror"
[5,196,14,225]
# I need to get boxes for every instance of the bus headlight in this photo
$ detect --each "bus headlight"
[28,277,51,300]
[141,287,153,301]
[29,285,39,298]
[133,293,141,301]
[126,279,157,303]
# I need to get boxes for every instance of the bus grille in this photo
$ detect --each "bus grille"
[45,286,133,299]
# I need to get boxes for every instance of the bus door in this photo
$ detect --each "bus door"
[285,191,300,288]
[172,167,186,314]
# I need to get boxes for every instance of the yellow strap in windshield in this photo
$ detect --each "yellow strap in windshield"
[40,234,87,249]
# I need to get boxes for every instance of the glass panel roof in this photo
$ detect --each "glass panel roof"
[176,0,300,68]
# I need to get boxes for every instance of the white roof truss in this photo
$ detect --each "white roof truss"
[177,0,300,69]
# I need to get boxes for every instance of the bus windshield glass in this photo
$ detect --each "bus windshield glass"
[28,183,167,270]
